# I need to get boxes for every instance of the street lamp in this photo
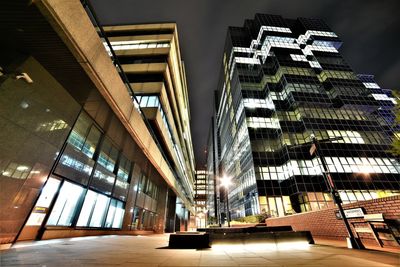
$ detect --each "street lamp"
[309,134,364,249]
[220,175,232,227]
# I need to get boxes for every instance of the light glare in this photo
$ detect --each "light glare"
[220,175,232,188]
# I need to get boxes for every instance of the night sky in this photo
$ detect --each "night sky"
[91,0,400,167]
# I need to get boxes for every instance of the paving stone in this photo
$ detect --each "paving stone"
[0,235,398,267]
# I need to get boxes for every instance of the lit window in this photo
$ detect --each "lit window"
[247,117,280,129]
[235,57,260,65]
[104,41,170,51]
[243,98,275,110]
[372,94,391,101]
[290,54,307,62]
[363,82,380,89]
[26,178,61,226]
[47,181,85,226]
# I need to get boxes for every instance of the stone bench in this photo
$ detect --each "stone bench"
[168,232,210,249]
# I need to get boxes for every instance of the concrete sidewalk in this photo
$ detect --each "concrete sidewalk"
[0,234,399,267]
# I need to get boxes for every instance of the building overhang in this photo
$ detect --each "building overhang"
[141,107,175,161]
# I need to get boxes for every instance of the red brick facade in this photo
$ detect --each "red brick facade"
[265,196,400,248]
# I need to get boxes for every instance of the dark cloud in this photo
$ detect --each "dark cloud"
[91,0,400,167]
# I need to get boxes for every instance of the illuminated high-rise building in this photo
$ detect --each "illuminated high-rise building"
[210,14,399,220]
[194,169,207,227]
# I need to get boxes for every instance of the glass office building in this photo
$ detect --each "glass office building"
[211,14,400,219]
[194,169,207,227]
[0,1,195,245]
[206,92,222,225]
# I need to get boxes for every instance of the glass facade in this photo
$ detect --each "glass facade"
[213,14,400,219]
[44,111,165,231]
[195,169,207,227]
[48,181,85,226]
[2,2,194,244]
[129,172,162,231]
[54,112,101,185]
[0,52,80,243]
[45,112,130,229]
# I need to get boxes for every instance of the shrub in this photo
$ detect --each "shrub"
[233,213,270,223]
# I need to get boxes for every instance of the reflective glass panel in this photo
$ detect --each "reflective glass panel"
[90,138,118,194]
[76,190,97,227]
[55,112,101,185]
[89,193,110,227]
[47,181,84,226]
[76,190,111,228]
[112,201,124,228]
[113,155,131,201]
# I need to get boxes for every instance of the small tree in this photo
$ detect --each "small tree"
[207,216,216,225]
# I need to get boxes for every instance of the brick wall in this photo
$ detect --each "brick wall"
[265,196,400,247]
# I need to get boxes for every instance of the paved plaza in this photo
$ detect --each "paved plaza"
[0,234,399,267]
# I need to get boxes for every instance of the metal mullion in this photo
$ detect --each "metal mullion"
[69,126,106,228]
[31,107,84,241]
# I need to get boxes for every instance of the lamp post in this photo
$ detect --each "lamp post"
[220,175,232,227]
[309,134,364,249]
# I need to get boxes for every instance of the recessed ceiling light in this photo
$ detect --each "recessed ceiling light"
[20,101,29,109]
[16,165,29,171]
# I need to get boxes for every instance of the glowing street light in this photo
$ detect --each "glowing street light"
[220,175,232,188]
[220,175,232,227]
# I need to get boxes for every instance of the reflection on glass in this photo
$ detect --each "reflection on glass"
[1,162,32,179]
[76,190,97,227]
[35,119,68,132]
[47,181,84,226]
[90,194,109,227]
[97,138,118,172]
[90,167,115,195]
[36,177,61,208]
[82,127,102,158]
[105,199,125,229]
[113,205,124,228]
[90,138,119,195]
[114,155,131,200]
[55,112,101,185]
[131,207,140,230]
[26,177,61,226]
[59,154,93,176]
[67,113,101,159]
[105,199,117,228]
[76,190,111,227]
